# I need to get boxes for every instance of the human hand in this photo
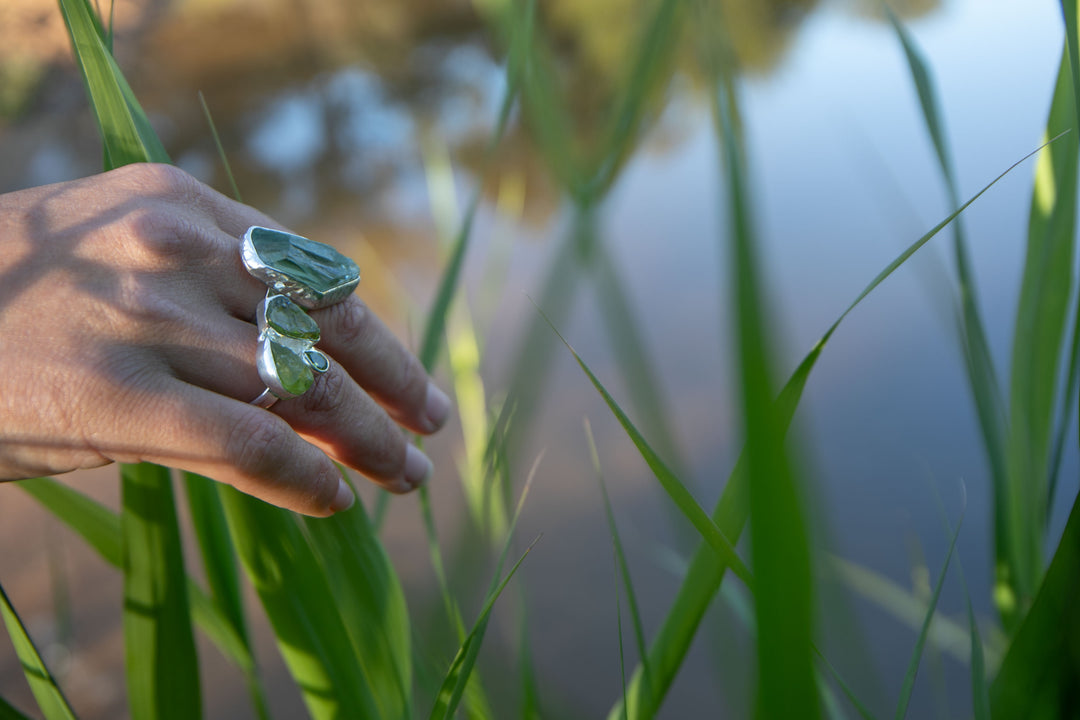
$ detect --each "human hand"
[0,163,450,516]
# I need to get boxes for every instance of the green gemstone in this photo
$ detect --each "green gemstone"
[265,295,320,341]
[248,227,359,299]
[304,349,330,373]
[269,340,313,396]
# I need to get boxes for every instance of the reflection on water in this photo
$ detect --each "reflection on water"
[1,0,1076,718]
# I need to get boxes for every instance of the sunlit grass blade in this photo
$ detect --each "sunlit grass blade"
[182,473,269,720]
[58,0,168,167]
[989,494,1080,719]
[892,498,964,718]
[218,488,381,720]
[0,693,32,720]
[1003,46,1079,609]
[585,417,653,702]
[0,581,77,720]
[540,306,754,589]
[302,481,413,720]
[712,52,819,719]
[429,459,541,720]
[121,463,201,720]
[609,139,1051,720]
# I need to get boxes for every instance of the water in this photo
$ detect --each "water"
[0,0,1076,717]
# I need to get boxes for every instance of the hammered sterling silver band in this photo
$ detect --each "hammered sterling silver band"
[239,226,360,407]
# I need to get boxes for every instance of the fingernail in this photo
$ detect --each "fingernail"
[329,477,355,513]
[404,444,433,489]
[424,382,451,431]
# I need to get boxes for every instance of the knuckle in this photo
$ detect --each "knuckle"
[125,205,214,265]
[363,415,407,479]
[329,298,372,347]
[224,413,291,480]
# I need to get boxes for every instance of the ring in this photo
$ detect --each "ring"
[240,226,360,310]
[240,227,358,406]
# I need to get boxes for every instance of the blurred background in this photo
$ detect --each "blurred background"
[0,0,1076,717]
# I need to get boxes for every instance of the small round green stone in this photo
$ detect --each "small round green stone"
[265,295,320,341]
[270,340,314,396]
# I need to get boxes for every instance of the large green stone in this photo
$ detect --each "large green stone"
[247,227,359,307]
[269,339,314,397]
[264,294,320,342]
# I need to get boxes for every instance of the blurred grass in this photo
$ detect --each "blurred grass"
[0,581,76,720]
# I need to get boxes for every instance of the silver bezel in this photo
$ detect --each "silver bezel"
[241,226,359,310]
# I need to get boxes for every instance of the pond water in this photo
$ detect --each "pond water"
[1,0,1077,717]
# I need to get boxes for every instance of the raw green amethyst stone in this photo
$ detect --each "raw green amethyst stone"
[269,340,314,396]
[265,294,320,342]
[245,227,359,308]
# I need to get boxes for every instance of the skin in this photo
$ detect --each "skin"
[0,163,450,516]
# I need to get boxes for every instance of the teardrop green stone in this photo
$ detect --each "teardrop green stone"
[269,340,314,396]
[265,295,320,342]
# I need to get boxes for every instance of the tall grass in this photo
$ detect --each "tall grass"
[0,0,1077,718]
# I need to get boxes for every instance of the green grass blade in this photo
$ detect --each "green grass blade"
[198,91,242,202]
[302,481,413,720]
[893,504,964,719]
[18,478,121,567]
[182,473,270,720]
[608,140,1049,720]
[0,581,77,720]
[58,0,168,167]
[0,694,33,720]
[517,598,544,720]
[541,308,754,589]
[1004,45,1079,606]
[121,463,201,720]
[428,537,541,720]
[585,418,653,703]
[218,487,381,720]
[989,494,1080,719]
[428,455,541,720]
[712,55,819,719]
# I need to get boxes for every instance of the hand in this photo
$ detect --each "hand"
[0,163,450,516]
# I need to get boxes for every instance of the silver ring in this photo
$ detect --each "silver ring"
[240,226,360,310]
[241,226,355,407]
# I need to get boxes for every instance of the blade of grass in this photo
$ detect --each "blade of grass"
[711,46,820,718]
[609,138,1053,720]
[182,474,270,720]
[517,599,544,720]
[814,648,879,720]
[58,0,168,167]
[218,487,380,720]
[881,4,1014,624]
[428,456,542,720]
[121,463,201,720]
[1003,45,1079,607]
[198,91,242,203]
[428,536,540,720]
[538,306,754,589]
[301,479,413,720]
[989,494,1080,719]
[893,495,964,719]
[585,417,653,700]
[0,581,77,720]
[19,478,258,674]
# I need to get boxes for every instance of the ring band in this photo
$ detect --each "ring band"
[241,226,358,407]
